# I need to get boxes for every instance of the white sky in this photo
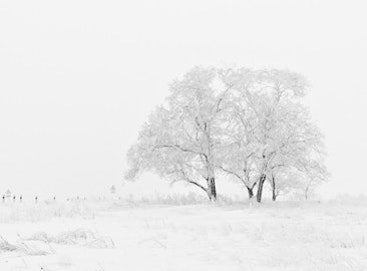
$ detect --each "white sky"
[0,0,366,199]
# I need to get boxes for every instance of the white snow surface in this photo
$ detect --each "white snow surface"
[1,198,367,271]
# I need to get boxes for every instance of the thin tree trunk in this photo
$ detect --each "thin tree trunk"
[256,174,266,203]
[206,177,217,201]
[206,162,217,201]
[272,189,276,201]
[246,186,254,199]
[271,176,277,201]
[305,186,309,200]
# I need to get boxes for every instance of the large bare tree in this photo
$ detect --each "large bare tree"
[219,68,326,202]
[125,67,328,202]
[125,67,233,200]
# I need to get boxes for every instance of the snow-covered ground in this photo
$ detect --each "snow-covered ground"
[1,198,367,271]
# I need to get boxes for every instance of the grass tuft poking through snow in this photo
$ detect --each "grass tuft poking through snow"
[26,229,115,249]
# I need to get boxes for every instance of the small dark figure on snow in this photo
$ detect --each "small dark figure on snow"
[20,195,22,202]
[2,195,5,203]
[35,196,38,203]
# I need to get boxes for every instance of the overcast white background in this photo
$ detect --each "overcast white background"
[0,0,366,199]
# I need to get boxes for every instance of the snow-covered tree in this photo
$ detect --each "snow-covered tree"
[125,66,328,203]
[125,67,234,201]
[219,68,326,202]
[213,70,259,199]
[293,157,329,200]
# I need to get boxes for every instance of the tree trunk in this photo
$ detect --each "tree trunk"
[256,174,266,203]
[305,186,309,200]
[206,177,217,201]
[272,189,276,201]
[271,176,277,201]
[246,186,254,199]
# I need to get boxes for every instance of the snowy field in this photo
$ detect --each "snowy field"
[1,198,367,271]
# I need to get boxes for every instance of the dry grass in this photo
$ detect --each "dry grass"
[26,229,115,249]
